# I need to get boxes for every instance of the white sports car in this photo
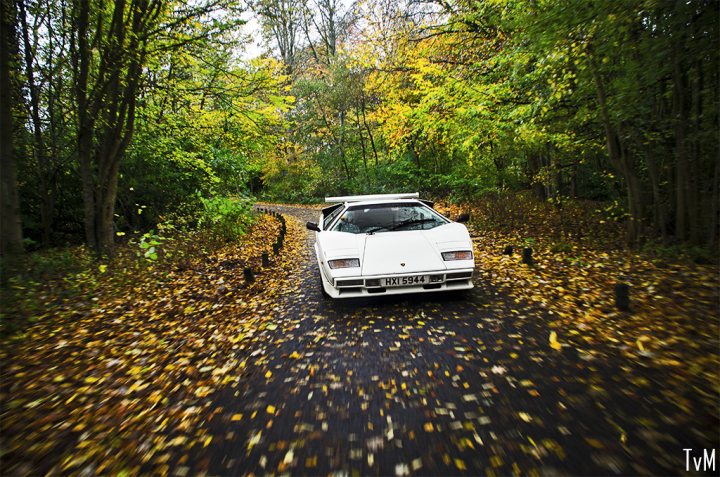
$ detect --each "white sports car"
[306,193,475,298]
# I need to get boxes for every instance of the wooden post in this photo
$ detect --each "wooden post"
[262,252,269,267]
[615,282,630,311]
[503,245,514,255]
[243,267,255,284]
[273,243,279,254]
[522,247,533,264]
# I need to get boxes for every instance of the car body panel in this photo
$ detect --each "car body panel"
[361,231,445,275]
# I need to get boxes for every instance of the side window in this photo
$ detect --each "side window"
[323,205,344,230]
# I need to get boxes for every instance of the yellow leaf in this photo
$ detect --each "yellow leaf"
[585,438,604,449]
[169,436,187,446]
[266,405,276,414]
[265,370,272,379]
[549,331,562,351]
[231,414,242,421]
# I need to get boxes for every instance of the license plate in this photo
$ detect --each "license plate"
[383,275,428,287]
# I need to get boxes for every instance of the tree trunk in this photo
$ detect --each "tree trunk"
[355,102,368,176]
[644,148,666,239]
[72,0,98,251]
[360,94,379,167]
[410,135,421,169]
[709,149,719,247]
[527,154,546,200]
[688,60,702,244]
[672,42,688,242]
[0,0,24,278]
[588,50,642,244]
[72,0,160,256]
[18,0,53,246]
[621,145,644,244]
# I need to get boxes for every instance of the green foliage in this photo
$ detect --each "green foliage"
[121,129,219,230]
[597,200,631,224]
[11,0,717,250]
[13,1,288,250]
[641,241,717,266]
[0,246,96,333]
[130,222,176,264]
[256,0,717,249]
[550,241,573,254]
[198,196,256,241]
[20,247,95,282]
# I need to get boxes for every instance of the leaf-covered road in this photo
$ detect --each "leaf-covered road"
[2,206,717,476]
[199,205,716,476]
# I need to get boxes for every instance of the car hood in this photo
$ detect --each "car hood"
[318,223,471,275]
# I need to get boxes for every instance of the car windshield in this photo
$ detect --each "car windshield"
[330,203,448,234]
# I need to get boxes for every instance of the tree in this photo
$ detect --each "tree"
[0,0,24,277]
[68,0,249,255]
[253,0,303,74]
[70,0,164,255]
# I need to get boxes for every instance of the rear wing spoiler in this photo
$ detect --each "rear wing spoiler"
[325,193,419,203]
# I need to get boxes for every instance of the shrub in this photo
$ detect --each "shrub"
[198,196,256,242]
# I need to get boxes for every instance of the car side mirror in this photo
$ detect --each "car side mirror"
[455,213,470,223]
[306,221,321,232]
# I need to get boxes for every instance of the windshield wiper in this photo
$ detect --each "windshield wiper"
[366,218,438,234]
[365,225,390,234]
[388,218,437,231]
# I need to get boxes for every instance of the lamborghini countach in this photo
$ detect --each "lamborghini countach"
[306,193,474,298]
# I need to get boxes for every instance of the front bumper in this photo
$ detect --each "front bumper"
[320,269,474,298]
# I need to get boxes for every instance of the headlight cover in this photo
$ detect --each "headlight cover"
[442,250,473,261]
[328,258,361,269]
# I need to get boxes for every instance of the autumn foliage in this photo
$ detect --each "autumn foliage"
[437,198,719,389]
[1,212,299,473]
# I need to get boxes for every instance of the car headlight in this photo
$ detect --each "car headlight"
[442,251,473,261]
[328,258,361,269]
